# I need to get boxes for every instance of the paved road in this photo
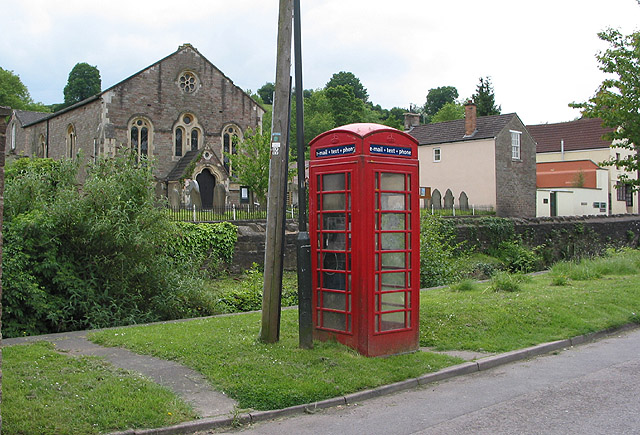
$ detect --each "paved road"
[215,328,640,435]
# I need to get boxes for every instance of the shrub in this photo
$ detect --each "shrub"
[216,263,298,313]
[167,221,238,277]
[490,240,539,273]
[454,253,504,280]
[488,272,530,292]
[450,279,478,292]
[2,152,235,337]
[420,214,463,287]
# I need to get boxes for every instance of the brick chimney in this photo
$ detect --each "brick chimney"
[403,112,421,131]
[464,101,477,137]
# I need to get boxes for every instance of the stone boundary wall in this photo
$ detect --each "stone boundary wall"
[454,214,640,262]
[230,221,298,273]
[230,215,640,273]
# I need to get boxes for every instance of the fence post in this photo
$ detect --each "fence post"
[473,205,475,216]
[233,203,236,220]
[193,204,196,222]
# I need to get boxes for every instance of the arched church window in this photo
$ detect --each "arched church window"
[129,117,153,162]
[10,123,16,151]
[173,113,202,157]
[175,127,184,157]
[38,134,46,158]
[222,124,242,175]
[67,124,76,158]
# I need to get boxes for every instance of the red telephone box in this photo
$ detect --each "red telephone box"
[309,123,420,357]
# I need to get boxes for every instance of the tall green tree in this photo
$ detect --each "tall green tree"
[325,85,366,126]
[472,76,501,116]
[431,101,465,123]
[423,86,459,120]
[571,28,640,191]
[63,62,101,107]
[257,82,275,105]
[325,71,369,102]
[0,67,50,111]
[228,126,271,205]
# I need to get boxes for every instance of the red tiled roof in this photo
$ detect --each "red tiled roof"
[536,160,601,189]
[527,118,613,153]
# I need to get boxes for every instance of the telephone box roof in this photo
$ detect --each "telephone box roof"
[312,123,418,143]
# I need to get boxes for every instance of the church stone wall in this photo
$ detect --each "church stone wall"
[103,46,263,181]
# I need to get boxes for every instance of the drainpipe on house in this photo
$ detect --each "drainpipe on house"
[561,139,564,161]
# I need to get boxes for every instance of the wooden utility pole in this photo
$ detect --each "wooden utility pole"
[260,0,293,343]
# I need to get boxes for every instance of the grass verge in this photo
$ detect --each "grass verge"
[89,311,461,411]
[2,341,196,435]
[421,250,640,352]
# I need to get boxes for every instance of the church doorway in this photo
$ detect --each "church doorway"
[196,169,216,209]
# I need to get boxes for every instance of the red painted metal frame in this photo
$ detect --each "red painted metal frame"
[309,123,419,357]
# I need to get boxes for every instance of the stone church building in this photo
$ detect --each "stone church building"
[5,43,265,207]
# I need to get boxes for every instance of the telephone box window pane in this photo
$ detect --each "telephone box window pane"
[323,173,345,191]
[381,193,405,210]
[380,312,405,331]
[323,214,345,231]
[323,193,345,210]
[323,251,346,270]
[323,272,345,290]
[381,292,405,312]
[380,173,405,190]
[381,252,405,269]
[322,291,346,310]
[380,232,405,250]
[323,233,345,250]
[381,213,405,230]
[381,272,406,290]
[322,311,346,331]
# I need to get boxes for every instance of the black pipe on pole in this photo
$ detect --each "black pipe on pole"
[294,0,313,349]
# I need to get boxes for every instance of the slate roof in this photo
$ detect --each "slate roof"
[14,109,50,126]
[407,113,517,145]
[166,149,202,181]
[527,118,613,153]
[537,159,601,189]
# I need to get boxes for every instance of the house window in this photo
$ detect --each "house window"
[67,125,76,158]
[617,182,634,207]
[510,130,521,160]
[173,113,202,157]
[129,118,153,162]
[222,124,242,175]
[179,71,198,94]
[433,147,441,162]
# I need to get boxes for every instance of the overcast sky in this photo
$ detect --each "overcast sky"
[2,0,639,125]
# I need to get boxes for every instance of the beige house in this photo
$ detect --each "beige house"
[528,118,638,215]
[406,103,537,217]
